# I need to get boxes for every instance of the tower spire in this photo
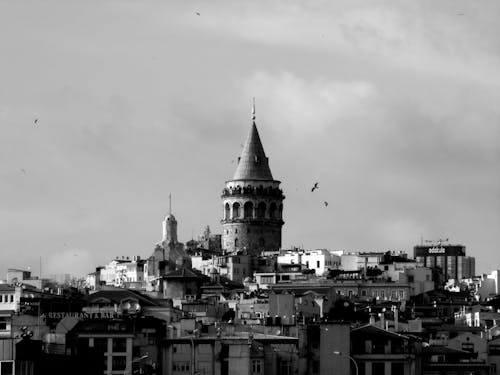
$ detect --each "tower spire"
[252,97,256,122]
[169,193,172,215]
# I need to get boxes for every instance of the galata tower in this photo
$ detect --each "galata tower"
[221,103,285,255]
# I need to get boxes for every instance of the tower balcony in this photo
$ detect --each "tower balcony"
[220,218,284,225]
[221,186,284,199]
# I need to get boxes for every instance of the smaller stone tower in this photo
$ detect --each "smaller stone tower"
[162,194,178,244]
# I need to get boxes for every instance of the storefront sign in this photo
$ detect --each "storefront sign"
[44,312,121,319]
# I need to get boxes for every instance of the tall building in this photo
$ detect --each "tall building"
[414,244,475,280]
[221,105,285,255]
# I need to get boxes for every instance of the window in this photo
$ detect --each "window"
[490,344,500,355]
[462,342,474,353]
[269,202,277,218]
[112,356,127,371]
[235,238,239,248]
[312,360,320,374]
[372,362,385,375]
[260,276,274,284]
[93,338,107,353]
[173,362,190,373]
[244,202,254,218]
[407,275,414,282]
[0,318,7,331]
[391,362,404,375]
[232,202,240,219]
[112,338,127,352]
[252,359,262,374]
[257,202,266,218]
[0,361,14,375]
[317,261,320,268]
[361,290,367,297]
[225,203,230,220]
[279,361,292,375]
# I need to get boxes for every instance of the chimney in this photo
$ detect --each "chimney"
[379,312,385,330]
[369,314,376,325]
[394,307,399,332]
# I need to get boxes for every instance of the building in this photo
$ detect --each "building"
[163,330,298,375]
[351,325,421,375]
[414,243,476,281]
[278,249,340,276]
[6,268,43,289]
[477,270,500,300]
[221,106,284,255]
[144,206,190,292]
[97,256,145,288]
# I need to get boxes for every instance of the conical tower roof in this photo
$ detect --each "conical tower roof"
[232,122,274,181]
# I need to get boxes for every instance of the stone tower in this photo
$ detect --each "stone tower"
[221,104,284,255]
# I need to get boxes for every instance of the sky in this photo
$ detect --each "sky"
[1,0,499,278]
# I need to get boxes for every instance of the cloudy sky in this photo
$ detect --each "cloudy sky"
[1,0,499,278]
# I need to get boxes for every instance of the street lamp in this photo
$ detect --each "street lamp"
[333,351,358,375]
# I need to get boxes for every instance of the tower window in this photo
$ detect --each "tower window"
[257,202,266,218]
[235,238,239,248]
[235,229,238,234]
[244,201,254,219]
[225,203,230,220]
[269,202,277,218]
[232,202,240,219]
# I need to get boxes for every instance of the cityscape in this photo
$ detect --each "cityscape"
[1,116,500,375]
[1,2,500,375]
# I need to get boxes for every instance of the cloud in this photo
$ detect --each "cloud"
[244,71,379,136]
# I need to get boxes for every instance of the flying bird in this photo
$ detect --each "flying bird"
[196,12,200,16]
[324,201,328,207]
[20,169,26,174]
[34,118,39,125]
[311,182,319,192]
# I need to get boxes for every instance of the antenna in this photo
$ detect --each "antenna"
[169,193,172,215]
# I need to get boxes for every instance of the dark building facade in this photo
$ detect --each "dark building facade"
[414,244,475,281]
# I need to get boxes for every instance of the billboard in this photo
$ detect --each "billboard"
[414,245,466,257]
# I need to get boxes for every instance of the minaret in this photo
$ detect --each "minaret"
[221,100,285,255]
[162,194,178,244]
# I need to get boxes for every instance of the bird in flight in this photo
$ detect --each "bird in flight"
[21,169,26,174]
[196,12,200,16]
[324,201,328,207]
[34,118,39,125]
[311,182,319,192]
